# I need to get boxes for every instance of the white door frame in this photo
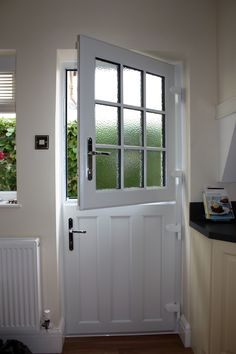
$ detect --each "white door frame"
[57,48,185,335]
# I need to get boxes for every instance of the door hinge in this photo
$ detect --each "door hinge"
[171,169,183,180]
[166,223,181,240]
[170,86,185,102]
[165,302,180,319]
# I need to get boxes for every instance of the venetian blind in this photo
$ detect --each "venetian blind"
[0,55,16,113]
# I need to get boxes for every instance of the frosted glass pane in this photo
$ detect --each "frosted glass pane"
[96,149,120,189]
[124,150,143,188]
[146,73,163,110]
[124,109,142,146]
[146,113,163,147]
[123,67,142,106]
[147,151,164,187]
[96,104,119,145]
[95,60,119,102]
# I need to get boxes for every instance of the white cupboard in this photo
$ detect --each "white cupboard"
[190,228,236,354]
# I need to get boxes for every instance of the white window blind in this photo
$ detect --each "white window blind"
[0,55,16,113]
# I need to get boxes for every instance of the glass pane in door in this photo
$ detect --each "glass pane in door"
[123,109,142,146]
[146,112,164,148]
[124,149,143,188]
[96,149,120,189]
[95,104,119,145]
[147,151,164,187]
[146,73,163,111]
[123,67,142,107]
[95,60,119,103]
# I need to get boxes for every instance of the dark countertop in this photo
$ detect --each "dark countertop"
[190,202,236,243]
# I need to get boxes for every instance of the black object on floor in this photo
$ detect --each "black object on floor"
[0,340,32,354]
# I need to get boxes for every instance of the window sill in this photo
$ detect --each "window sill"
[0,202,22,208]
[65,198,77,205]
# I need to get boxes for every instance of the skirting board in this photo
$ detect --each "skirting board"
[0,319,64,353]
[178,315,191,348]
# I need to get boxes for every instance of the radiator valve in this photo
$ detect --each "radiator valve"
[41,309,51,330]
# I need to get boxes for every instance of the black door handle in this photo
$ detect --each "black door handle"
[68,218,86,251]
[87,137,111,181]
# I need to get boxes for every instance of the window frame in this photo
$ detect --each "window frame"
[0,54,17,203]
[0,55,16,113]
[65,68,78,199]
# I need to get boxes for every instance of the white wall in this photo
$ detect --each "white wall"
[0,0,218,327]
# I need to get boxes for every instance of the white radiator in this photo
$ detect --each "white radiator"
[0,238,41,333]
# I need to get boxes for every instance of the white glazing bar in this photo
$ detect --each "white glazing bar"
[120,64,124,189]
[143,70,147,188]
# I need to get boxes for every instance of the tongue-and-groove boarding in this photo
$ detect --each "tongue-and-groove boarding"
[64,202,179,334]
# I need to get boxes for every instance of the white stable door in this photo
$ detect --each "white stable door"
[63,36,181,335]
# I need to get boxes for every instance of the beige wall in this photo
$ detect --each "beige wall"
[216,0,236,199]
[217,0,236,103]
[0,0,218,326]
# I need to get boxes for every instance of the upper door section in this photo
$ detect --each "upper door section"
[78,35,176,209]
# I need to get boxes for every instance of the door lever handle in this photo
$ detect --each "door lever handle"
[68,218,86,251]
[87,137,111,181]
[88,151,111,156]
[69,228,86,234]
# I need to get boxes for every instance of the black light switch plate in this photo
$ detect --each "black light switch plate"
[35,135,49,150]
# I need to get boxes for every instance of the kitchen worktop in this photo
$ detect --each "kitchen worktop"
[190,201,236,243]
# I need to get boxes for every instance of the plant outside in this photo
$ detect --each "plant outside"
[0,118,16,191]
[0,118,78,197]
